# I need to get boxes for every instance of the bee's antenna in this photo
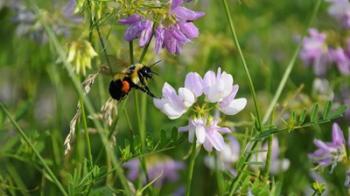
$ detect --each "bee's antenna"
[149,60,162,67]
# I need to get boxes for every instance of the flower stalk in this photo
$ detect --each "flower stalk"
[186,142,198,196]
[221,0,262,132]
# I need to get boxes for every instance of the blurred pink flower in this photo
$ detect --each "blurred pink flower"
[326,0,350,28]
[300,28,329,76]
[204,136,240,176]
[328,47,350,75]
[254,137,290,174]
[124,158,184,188]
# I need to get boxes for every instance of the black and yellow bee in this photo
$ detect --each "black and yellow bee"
[109,63,158,100]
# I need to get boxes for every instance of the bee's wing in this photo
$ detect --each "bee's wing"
[104,55,130,70]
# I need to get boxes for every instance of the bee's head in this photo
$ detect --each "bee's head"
[140,66,153,79]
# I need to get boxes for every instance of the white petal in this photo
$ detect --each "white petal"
[153,98,165,109]
[219,98,247,115]
[184,72,203,97]
[195,125,206,144]
[178,87,195,108]
[162,103,184,119]
[203,70,216,88]
[203,140,213,152]
[207,132,225,151]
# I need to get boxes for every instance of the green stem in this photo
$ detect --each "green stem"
[262,0,322,124]
[186,142,198,196]
[263,136,272,179]
[228,140,258,195]
[129,41,134,64]
[88,0,112,71]
[215,155,225,196]
[0,103,68,196]
[80,100,93,165]
[222,0,262,131]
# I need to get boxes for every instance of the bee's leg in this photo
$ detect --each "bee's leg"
[138,72,157,98]
[133,84,156,98]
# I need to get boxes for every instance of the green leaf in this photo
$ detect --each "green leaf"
[326,104,347,120]
[298,109,307,125]
[310,104,319,123]
[171,127,178,139]
[160,129,166,146]
[322,101,332,120]
[15,101,32,121]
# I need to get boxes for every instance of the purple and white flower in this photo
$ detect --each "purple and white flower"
[300,28,329,76]
[154,0,205,54]
[119,14,153,47]
[309,123,347,170]
[153,82,195,119]
[326,0,350,28]
[203,68,247,115]
[154,68,246,152]
[179,117,231,151]
[119,0,204,54]
[254,137,290,174]
[204,136,240,175]
[124,157,184,188]
[202,68,233,103]
[328,47,350,75]
[154,68,246,119]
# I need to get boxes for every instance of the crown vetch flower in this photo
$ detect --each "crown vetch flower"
[326,0,350,28]
[219,85,247,115]
[154,0,205,54]
[154,67,247,152]
[300,28,329,76]
[124,157,184,188]
[179,117,231,151]
[119,0,204,54]
[119,14,153,47]
[204,136,240,175]
[153,82,195,119]
[178,117,206,143]
[254,137,290,174]
[203,119,231,151]
[328,47,350,75]
[203,67,233,103]
[309,123,346,169]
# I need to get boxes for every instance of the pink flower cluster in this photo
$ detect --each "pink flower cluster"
[118,0,204,54]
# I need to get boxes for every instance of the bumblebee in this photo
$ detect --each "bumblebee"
[109,63,157,100]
